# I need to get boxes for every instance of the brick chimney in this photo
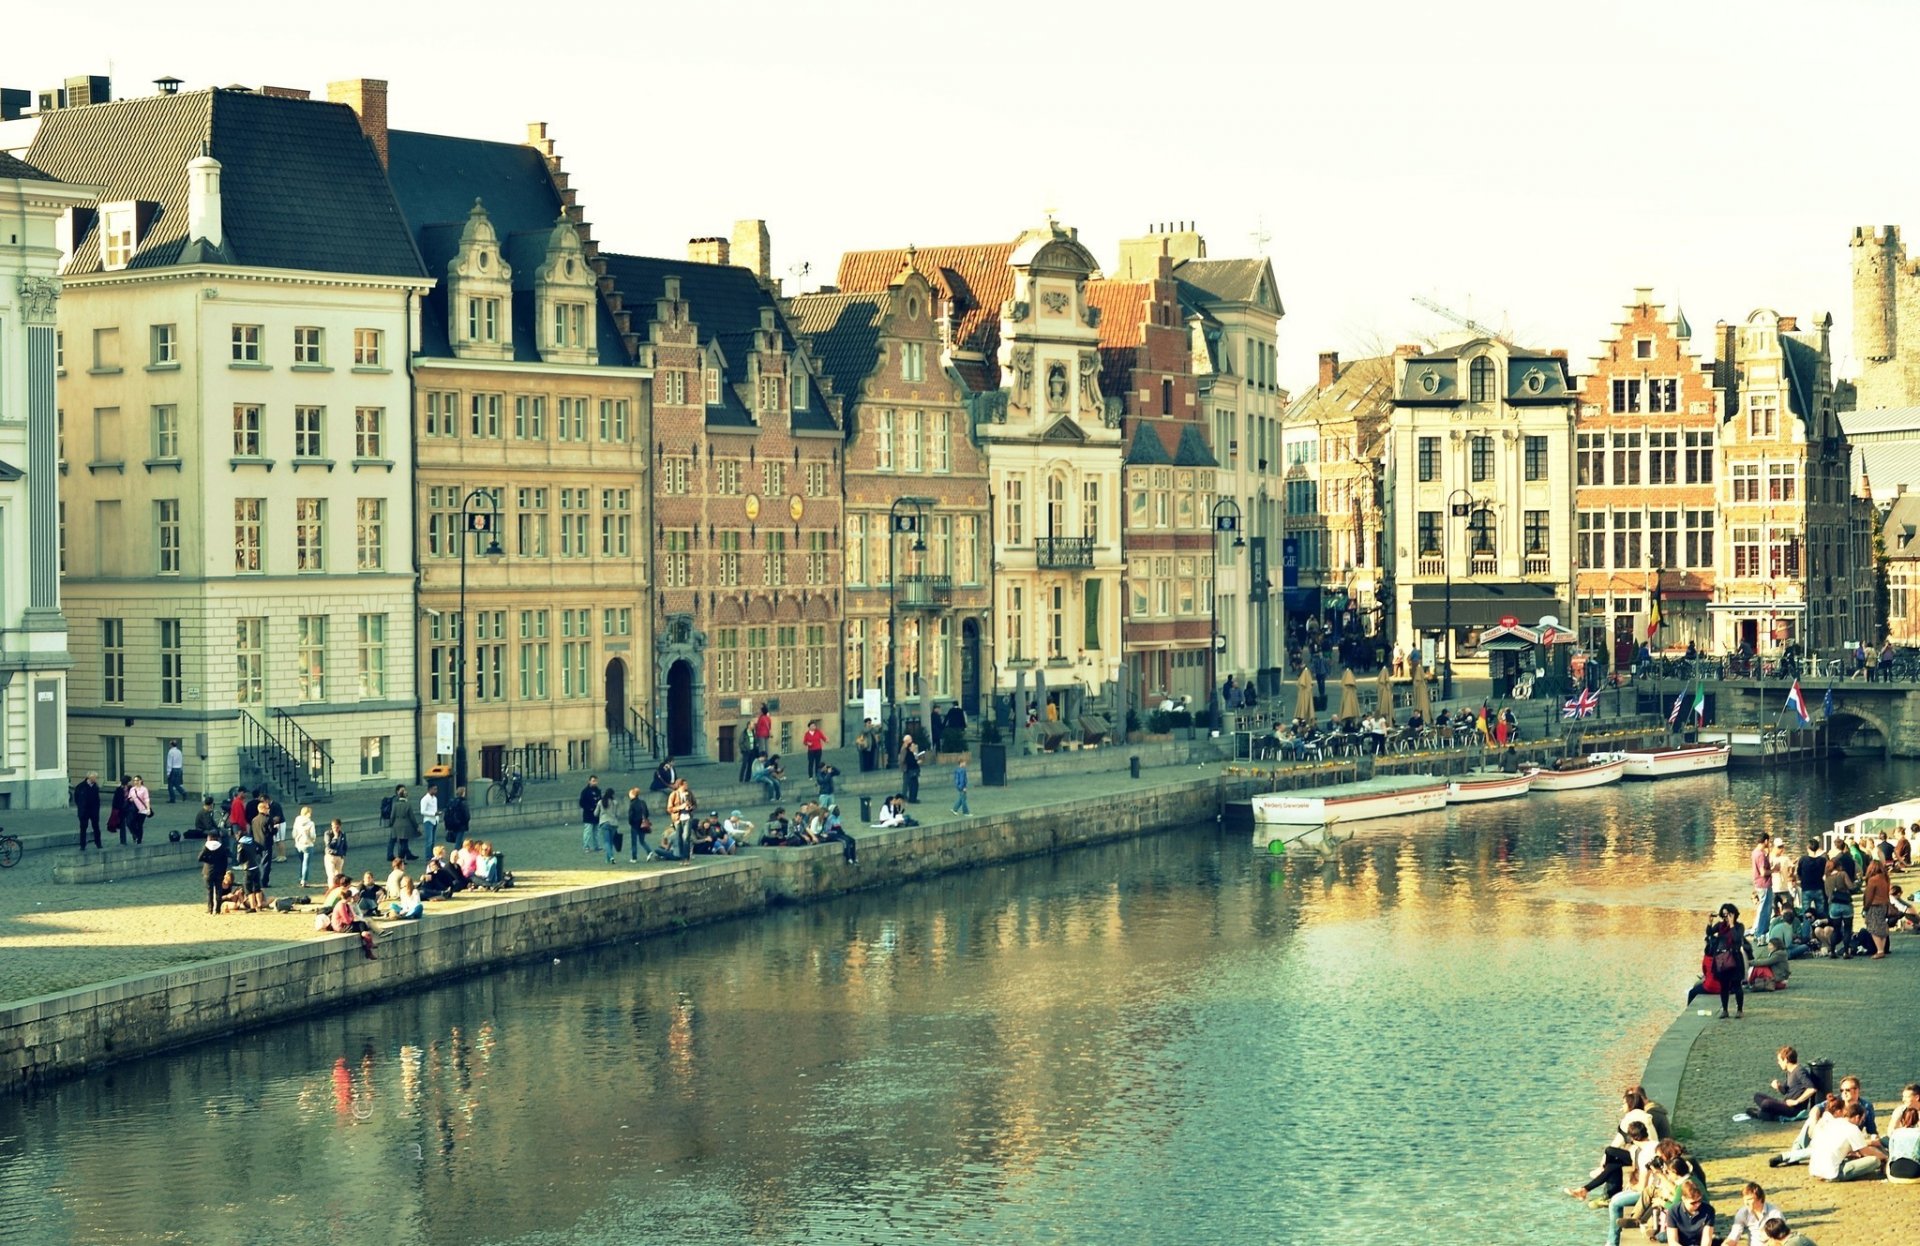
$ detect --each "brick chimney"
[1318,350,1340,388]
[1393,343,1424,359]
[732,219,771,286]
[1778,314,1798,332]
[327,77,389,168]
[688,237,730,266]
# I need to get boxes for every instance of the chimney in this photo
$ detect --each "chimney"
[187,141,223,249]
[732,219,771,285]
[260,85,311,100]
[1318,351,1340,388]
[688,237,730,266]
[153,76,182,96]
[1393,343,1424,359]
[327,77,389,169]
[1778,314,1798,332]
[0,88,26,120]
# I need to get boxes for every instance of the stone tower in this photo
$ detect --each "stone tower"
[1851,224,1920,409]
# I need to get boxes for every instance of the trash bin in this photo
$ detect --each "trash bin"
[1130,755,1141,780]
[859,795,872,823]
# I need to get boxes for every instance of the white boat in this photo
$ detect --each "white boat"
[1250,775,1449,849]
[1824,798,1920,856]
[1612,744,1731,779]
[1530,755,1627,792]
[1447,768,1536,803]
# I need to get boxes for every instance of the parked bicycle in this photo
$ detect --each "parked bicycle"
[0,827,21,869]
[485,765,524,807]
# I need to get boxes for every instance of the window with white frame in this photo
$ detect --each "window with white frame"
[470,393,502,439]
[150,323,176,366]
[151,405,179,459]
[156,499,181,574]
[101,618,126,703]
[232,404,263,456]
[297,615,327,701]
[515,488,548,557]
[902,341,926,382]
[353,328,382,367]
[235,617,265,705]
[355,407,384,458]
[663,456,690,494]
[294,326,323,365]
[231,324,262,363]
[159,619,184,705]
[295,498,325,571]
[234,499,264,572]
[876,409,895,471]
[356,498,385,571]
[357,614,387,698]
[514,394,546,439]
[294,406,324,458]
[599,489,630,556]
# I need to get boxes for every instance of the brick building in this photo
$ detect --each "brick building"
[1572,291,1719,662]
[786,264,991,747]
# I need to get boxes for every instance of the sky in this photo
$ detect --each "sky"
[9,0,1920,390]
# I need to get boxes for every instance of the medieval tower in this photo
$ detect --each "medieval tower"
[1850,224,1920,409]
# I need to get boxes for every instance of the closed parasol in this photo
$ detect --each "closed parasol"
[1375,664,1394,725]
[1411,662,1431,718]
[1294,665,1317,724]
[1338,669,1361,724]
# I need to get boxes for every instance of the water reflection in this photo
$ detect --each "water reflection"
[0,761,1912,1245]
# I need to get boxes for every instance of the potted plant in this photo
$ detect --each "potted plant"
[978,718,1008,786]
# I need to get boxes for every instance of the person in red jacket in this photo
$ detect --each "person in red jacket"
[803,719,827,779]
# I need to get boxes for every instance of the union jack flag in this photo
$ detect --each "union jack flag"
[1562,687,1599,719]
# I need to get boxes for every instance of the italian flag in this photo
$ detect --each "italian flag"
[1691,678,1707,725]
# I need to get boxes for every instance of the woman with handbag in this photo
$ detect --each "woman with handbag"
[1710,904,1747,1019]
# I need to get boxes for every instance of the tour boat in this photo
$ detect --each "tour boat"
[1529,755,1627,792]
[1825,798,1920,856]
[1249,775,1449,850]
[1612,744,1731,779]
[1446,768,1536,803]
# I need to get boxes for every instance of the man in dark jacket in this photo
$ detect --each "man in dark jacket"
[197,832,231,913]
[444,785,471,846]
[75,772,102,851]
[579,776,603,854]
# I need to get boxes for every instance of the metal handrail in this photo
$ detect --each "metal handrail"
[628,707,661,760]
[1034,535,1095,568]
[270,707,334,799]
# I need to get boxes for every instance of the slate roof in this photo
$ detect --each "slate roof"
[1881,493,1920,559]
[0,151,58,182]
[837,242,1016,385]
[602,252,836,433]
[1171,423,1218,467]
[1854,441,1920,498]
[1124,423,1172,465]
[1173,257,1280,312]
[1287,353,1396,431]
[783,290,889,407]
[385,129,626,366]
[1780,334,1821,423]
[24,88,424,279]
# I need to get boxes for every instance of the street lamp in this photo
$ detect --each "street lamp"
[887,496,934,764]
[1441,487,1477,703]
[1210,497,1245,730]
[456,488,504,792]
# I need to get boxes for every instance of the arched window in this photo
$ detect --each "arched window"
[1470,356,1496,403]
[1468,507,1496,555]
[1047,472,1068,537]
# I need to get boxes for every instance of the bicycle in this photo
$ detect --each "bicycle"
[0,827,20,869]
[485,766,524,807]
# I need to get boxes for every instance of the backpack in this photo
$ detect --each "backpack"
[379,795,395,821]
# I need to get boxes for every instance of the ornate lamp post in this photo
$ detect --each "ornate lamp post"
[1441,487,1476,703]
[887,496,934,762]
[1210,497,1245,730]
[456,488,504,791]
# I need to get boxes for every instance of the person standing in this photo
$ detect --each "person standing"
[1862,858,1892,959]
[803,719,827,779]
[900,731,923,803]
[419,784,440,848]
[250,799,275,889]
[598,788,621,865]
[1751,832,1774,933]
[109,776,131,847]
[626,787,652,862]
[323,818,348,883]
[753,703,774,767]
[951,752,970,816]
[443,785,470,848]
[666,779,695,860]
[385,784,419,863]
[737,720,757,783]
[856,719,877,772]
[74,772,102,851]
[578,775,602,855]
[126,775,152,845]
[165,740,187,803]
[291,805,318,887]
[197,832,230,914]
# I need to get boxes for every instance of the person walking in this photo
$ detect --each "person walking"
[165,740,187,804]
[577,775,603,855]
[197,831,230,914]
[385,784,420,863]
[951,752,970,816]
[803,719,827,779]
[126,775,152,845]
[597,788,621,865]
[626,787,653,862]
[74,771,102,851]
[291,805,318,887]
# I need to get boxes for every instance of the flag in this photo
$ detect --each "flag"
[1562,692,1583,720]
[1691,678,1708,725]
[1476,704,1491,742]
[1668,688,1687,725]
[1578,686,1600,718]
[1784,680,1810,724]
[1646,594,1662,642]
[1823,686,1834,721]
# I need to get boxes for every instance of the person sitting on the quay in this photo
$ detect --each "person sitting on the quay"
[1890,884,1920,931]
[1752,1046,1824,1122]
[216,870,257,914]
[386,877,424,920]
[720,810,753,850]
[385,857,410,900]
[328,887,377,959]
[1884,1094,1920,1181]
[758,808,791,846]
[1808,1097,1885,1181]
[650,756,678,793]
[1770,1074,1875,1168]
[1824,857,1857,957]
[1566,1118,1652,1203]
[875,794,911,829]
[823,803,857,865]
[419,847,468,899]
[355,873,387,919]
[752,753,784,802]
[1606,1140,1691,1246]
[472,843,507,890]
[319,873,352,911]
[1748,927,1795,989]
[1724,1181,1786,1246]
[1663,1179,1716,1246]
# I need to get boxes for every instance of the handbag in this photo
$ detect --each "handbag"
[611,829,624,852]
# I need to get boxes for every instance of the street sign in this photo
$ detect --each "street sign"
[1450,502,1472,517]
[1499,615,1518,628]
[1215,514,1239,532]
[1251,537,1272,601]
[435,712,455,755]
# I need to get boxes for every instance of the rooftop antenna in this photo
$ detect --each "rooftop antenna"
[1249,214,1272,256]
[1411,295,1516,349]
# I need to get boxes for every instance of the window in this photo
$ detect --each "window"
[156,500,181,573]
[294,615,327,701]
[1470,435,1493,483]
[101,619,126,703]
[469,392,503,438]
[1768,462,1798,501]
[663,529,691,587]
[902,341,926,382]
[877,409,895,471]
[704,365,720,405]
[1576,432,1606,487]
[1634,337,1654,360]
[932,411,952,473]
[1648,378,1679,413]
[232,404,263,456]
[1770,532,1802,578]
[355,407,384,458]
[806,531,829,585]
[1747,393,1778,439]
[295,498,325,571]
[1685,431,1714,483]
[1611,378,1643,413]
[1685,509,1714,568]
[360,736,388,777]
[715,459,744,495]
[356,614,387,698]
[1004,478,1025,545]
[1523,510,1549,554]
[158,619,184,705]
[956,514,980,584]
[148,404,180,461]
[662,371,686,405]
[599,489,631,556]
[294,326,323,365]
[557,397,586,441]
[513,394,546,440]
[846,514,866,586]
[553,302,587,348]
[102,211,134,269]
[764,460,785,497]
[1732,526,1760,578]
[1418,436,1440,482]
[804,460,829,496]
[1611,510,1642,569]
[515,488,548,557]
[426,391,458,438]
[1576,511,1605,568]
[597,398,629,442]
[1648,431,1678,484]
[231,324,261,363]
[352,328,382,367]
[1048,586,1066,658]
[1730,462,1760,503]
[293,405,324,458]
[235,618,265,705]
[761,531,788,586]
[1468,508,1496,555]
[150,323,176,366]
[1004,586,1024,661]
[1524,435,1548,482]
[559,488,590,557]
[805,624,827,690]
[1083,479,1101,542]
[709,627,739,696]
[519,610,550,700]
[903,410,925,471]
[467,297,501,343]
[1648,509,1678,567]
[775,625,798,690]
[718,531,742,586]
[662,456,691,494]
[843,619,865,700]
[599,608,630,637]
[1611,432,1642,485]
[744,626,769,692]
[473,611,506,701]
[355,498,385,570]
[234,499,263,572]
[1469,356,1495,403]
[1418,510,1440,555]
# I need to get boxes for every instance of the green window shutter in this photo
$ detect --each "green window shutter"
[1084,579,1102,649]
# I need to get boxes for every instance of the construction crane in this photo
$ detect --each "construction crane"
[1411,295,1516,348]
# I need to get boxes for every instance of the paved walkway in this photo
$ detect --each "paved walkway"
[1670,937,1920,1245]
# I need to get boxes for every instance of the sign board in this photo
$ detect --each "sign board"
[1249,536,1271,602]
[435,712,456,755]
[1278,535,1296,589]
[1214,513,1239,532]
[1499,615,1518,629]
[862,687,884,725]
[1450,502,1472,517]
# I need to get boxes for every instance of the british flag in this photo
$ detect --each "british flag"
[1562,687,1599,719]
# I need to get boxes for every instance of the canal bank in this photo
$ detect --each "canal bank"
[0,764,1266,1091]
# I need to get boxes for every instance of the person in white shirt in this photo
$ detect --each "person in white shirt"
[419,786,441,844]
[1808,1100,1884,1181]
[1885,1093,1920,1181]
[1724,1181,1785,1246]
[164,740,187,803]
[290,806,318,887]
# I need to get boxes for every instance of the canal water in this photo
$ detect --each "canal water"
[2,759,1911,1246]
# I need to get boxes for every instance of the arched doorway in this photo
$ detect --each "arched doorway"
[604,658,628,736]
[961,618,982,717]
[667,660,695,757]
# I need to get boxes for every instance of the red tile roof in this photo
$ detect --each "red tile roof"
[1086,278,1151,403]
[837,242,1017,386]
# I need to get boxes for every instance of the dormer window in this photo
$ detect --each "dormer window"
[447,200,514,361]
[533,214,596,364]
[705,364,721,405]
[100,203,136,270]
[553,302,587,348]
[466,298,500,343]
[1469,356,1495,403]
[792,372,809,412]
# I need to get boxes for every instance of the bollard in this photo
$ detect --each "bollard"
[1130,755,1141,780]
[859,795,872,823]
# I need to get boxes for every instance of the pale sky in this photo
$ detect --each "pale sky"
[10,0,1919,389]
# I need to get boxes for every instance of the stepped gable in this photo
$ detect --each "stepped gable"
[25,87,423,278]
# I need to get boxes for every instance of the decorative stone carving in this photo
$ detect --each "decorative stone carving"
[1078,351,1103,416]
[1010,347,1033,401]
[1009,300,1030,323]
[1041,291,1070,315]
[1102,396,1125,429]
[17,277,58,324]
[1046,362,1069,413]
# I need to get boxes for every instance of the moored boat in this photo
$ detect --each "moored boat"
[1446,768,1536,803]
[1612,744,1730,779]
[1250,775,1449,849]
[1530,755,1627,792]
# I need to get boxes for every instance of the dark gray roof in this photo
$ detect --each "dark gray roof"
[24,88,425,278]
[1781,334,1820,424]
[1124,424,1172,465]
[604,253,837,433]
[385,129,627,366]
[0,151,59,182]
[784,290,889,407]
[1173,257,1281,312]
[1171,423,1218,467]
